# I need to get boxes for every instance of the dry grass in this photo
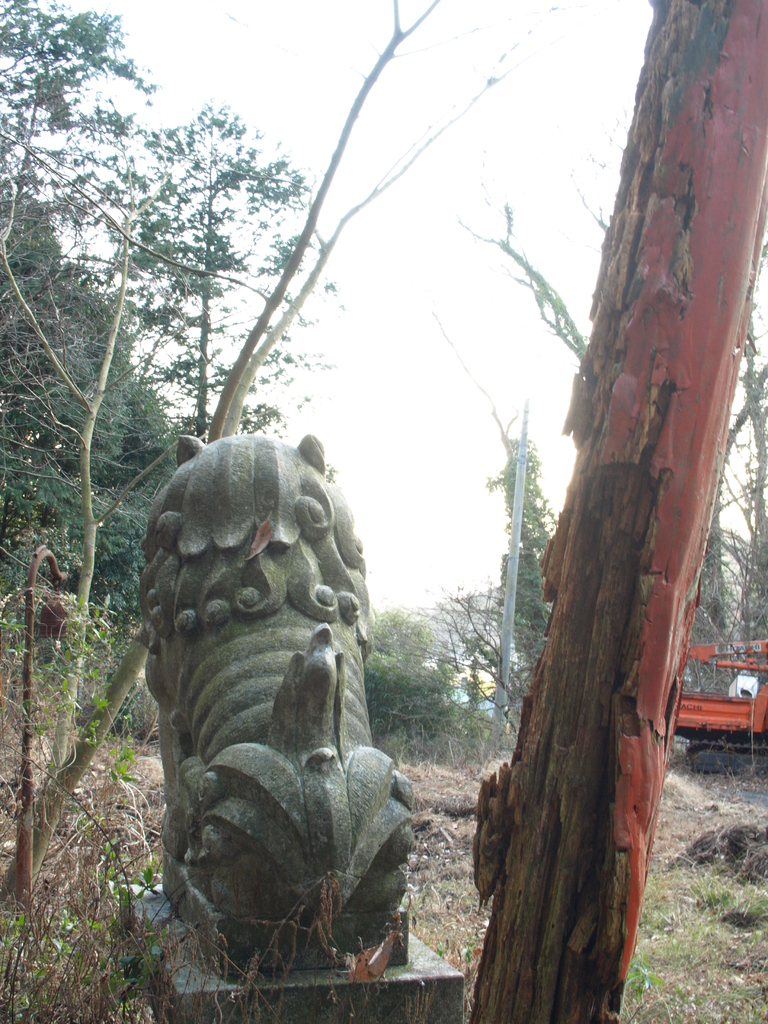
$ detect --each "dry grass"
[622,769,768,1023]
[0,601,167,1021]
[622,864,768,1022]
[5,716,768,1023]
[402,760,768,1022]
[0,742,166,1023]
[400,759,498,1017]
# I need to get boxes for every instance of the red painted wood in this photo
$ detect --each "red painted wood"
[603,2,768,978]
[472,5,768,1020]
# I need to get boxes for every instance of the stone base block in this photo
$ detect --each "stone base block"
[140,893,463,1024]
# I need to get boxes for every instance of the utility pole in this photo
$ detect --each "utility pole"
[492,398,529,744]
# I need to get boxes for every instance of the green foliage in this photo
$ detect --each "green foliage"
[107,743,136,785]
[492,204,586,359]
[434,585,502,717]
[626,954,663,998]
[0,204,173,625]
[0,0,148,140]
[0,6,319,635]
[137,103,310,438]
[0,841,165,1023]
[430,439,555,726]
[364,607,461,743]
[0,0,175,630]
[0,586,119,743]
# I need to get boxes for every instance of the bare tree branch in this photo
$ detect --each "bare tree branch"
[572,174,608,233]
[208,0,448,441]
[433,312,515,457]
[1,194,91,411]
[94,443,175,525]
[0,132,269,298]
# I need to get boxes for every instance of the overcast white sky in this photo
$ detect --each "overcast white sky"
[71,0,654,606]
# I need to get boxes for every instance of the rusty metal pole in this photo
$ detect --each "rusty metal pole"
[15,546,65,912]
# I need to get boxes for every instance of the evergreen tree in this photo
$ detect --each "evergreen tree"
[364,607,460,744]
[0,0,168,623]
[0,0,147,143]
[137,105,309,438]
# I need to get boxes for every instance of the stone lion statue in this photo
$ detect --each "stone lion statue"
[139,433,412,968]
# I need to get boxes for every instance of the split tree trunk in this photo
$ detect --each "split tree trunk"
[471,3,768,1022]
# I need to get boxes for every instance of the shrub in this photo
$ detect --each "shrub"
[363,606,496,761]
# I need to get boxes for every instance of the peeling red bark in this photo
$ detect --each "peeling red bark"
[609,1,768,976]
[613,728,665,978]
[472,3,768,1021]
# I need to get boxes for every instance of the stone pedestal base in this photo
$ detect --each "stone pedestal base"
[140,893,463,1024]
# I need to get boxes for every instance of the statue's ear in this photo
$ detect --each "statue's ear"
[298,434,326,476]
[177,435,205,466]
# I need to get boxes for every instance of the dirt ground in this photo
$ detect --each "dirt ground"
[398,757,768,1022]
[16,748,766,1023]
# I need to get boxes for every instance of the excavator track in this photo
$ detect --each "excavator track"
[685,740,768,774]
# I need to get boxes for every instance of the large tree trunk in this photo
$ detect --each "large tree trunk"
[471,3,768,1022]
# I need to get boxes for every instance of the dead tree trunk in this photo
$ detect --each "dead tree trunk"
[471,3,768,1022]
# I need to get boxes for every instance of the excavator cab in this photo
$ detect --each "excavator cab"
[675,642,768,772]
[729,674,759,699]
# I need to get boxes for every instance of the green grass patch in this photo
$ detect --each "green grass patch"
[623,865,768,1022]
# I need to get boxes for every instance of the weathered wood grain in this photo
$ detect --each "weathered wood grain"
[471,3,768,1021]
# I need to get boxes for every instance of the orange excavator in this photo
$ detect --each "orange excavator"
[676,641,768,771]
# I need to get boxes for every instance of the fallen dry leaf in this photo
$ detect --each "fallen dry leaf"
[347,927,402,982]
[246,519,272,560]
